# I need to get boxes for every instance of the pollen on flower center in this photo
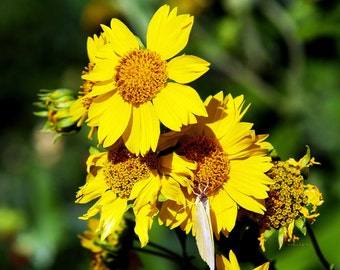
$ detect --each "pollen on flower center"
[115,49,168,106]
[180,136,230,193]
[262,161,308,229]
[104,145,160,197]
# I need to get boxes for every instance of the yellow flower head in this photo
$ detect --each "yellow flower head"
[76,142,195,247]
[256,146,323,251]
[81,5,210,155]
[159,92,273,238]
[76,144,160,246]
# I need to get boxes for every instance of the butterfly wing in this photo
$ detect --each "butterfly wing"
[194,198,215,270]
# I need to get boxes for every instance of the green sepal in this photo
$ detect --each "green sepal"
[136,36,145,49]
[89,146,101,155]
[295,216,307,235]
[157,193,168,202]
[299,145,311,167]
[269,147,280,161]
[264,227,276,239]
[33,111,49,117]
[278,227,285,249]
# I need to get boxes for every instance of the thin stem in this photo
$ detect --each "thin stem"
[306,221,334,270]
[132,238,199,270]
[147,240,183,259]
[132,246,178,261]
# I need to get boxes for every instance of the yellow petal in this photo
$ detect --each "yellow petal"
[122,101,160,156]
[79,190,116,220]
[216,253,241,270]
[201,91,226,125]
[160,176,186,205]
[147,5,193,60]
[75,172,107,204]
[226,251,241,270]
[216,254,229,270]
[224,184,266,214]
[210,189,237,233]
[88,92,131,147]
[253,262,270,270]
[85,152,107,173]
[228,160,271,199]
[88,81,117,98]
[82,56,117,82]
[159,199,193,232]
[87,34,105,64]
[153,83,207,131]
[167,55,210,83]
[130,173,161,210]
[101,18,139,57]
[69,97,88,125]
[100,196,127,240]
[134,203,158,247]
[160,153,196,181]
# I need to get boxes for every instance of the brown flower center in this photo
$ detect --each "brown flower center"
[180,136,230,194]
[104,145,160,198]
[115,49,168,106]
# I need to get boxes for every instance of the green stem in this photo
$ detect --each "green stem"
[147,240,184,259]
[306,221,334,270]
[132,246,178,261]
[132,238,199,270]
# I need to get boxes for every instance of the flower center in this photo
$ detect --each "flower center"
[104,145,160,198]
[180,136,230,194]
[115,49,168,106]
[262,161,308,229]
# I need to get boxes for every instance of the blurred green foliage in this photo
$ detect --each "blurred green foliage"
[1,0,339,269]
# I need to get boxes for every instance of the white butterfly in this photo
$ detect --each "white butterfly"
[193,188,215,270]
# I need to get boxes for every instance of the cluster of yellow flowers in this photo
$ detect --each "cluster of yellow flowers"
[72,5,272,269]
[34,4,323,270]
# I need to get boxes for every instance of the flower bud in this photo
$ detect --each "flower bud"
[34,89,80,139]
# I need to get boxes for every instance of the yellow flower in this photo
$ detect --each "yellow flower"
[82,5,210,155]
[76,142,195,247]
[256,146,323,251]
[159,92,273,238]
[216,251,270,270]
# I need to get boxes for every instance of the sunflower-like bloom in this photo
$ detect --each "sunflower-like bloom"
[159,92,273,238]
[256,146,323,251]
[76,142,195,247]
[216,251,270,270]
[81,4,210,155]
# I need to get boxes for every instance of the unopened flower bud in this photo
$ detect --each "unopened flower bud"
[34,89,80,139]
